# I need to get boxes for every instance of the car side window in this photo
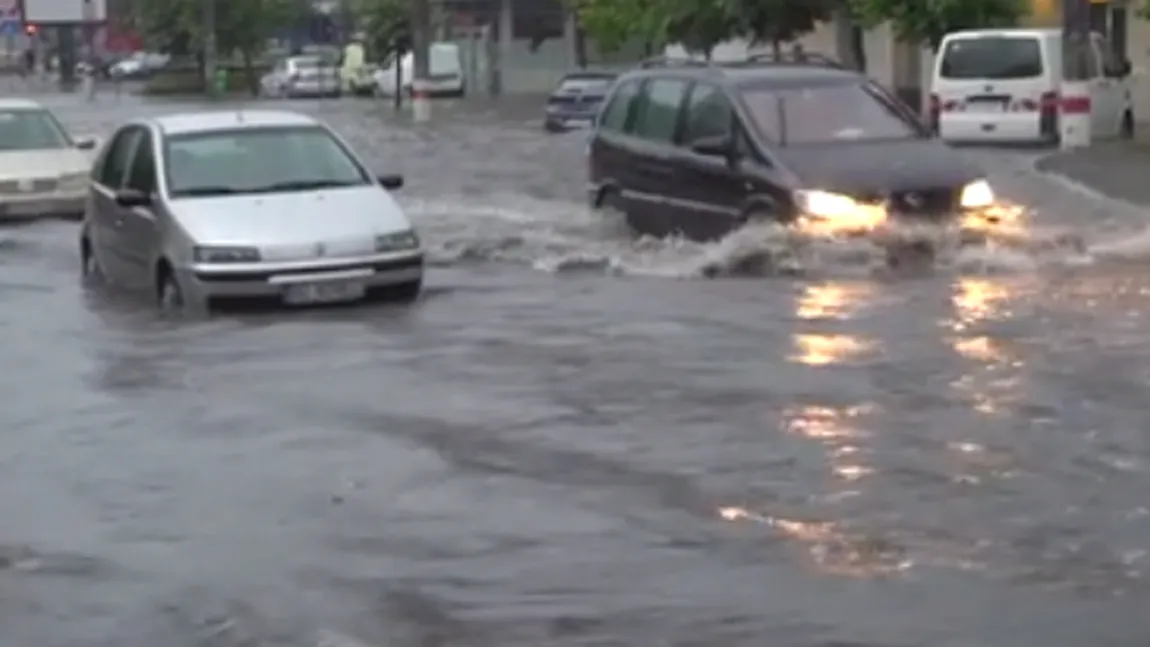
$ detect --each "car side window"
[629,78,689,143]
[681,83,733,145]
[95,127,140,188]
[598,79,640,132]
[125,130,157,194]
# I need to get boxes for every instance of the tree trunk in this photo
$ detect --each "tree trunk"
[771,39,781,57]
[833,4,859,70]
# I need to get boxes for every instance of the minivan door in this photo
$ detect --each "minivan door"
[623,77,693,237]
[676,82,746,240]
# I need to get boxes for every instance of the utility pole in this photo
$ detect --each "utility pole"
[203,0,218,97]
[410,0,431,122]
[1059,0,1091,148]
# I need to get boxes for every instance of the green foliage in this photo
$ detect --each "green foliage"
[850,0,1027,49]
[357,0,412,60]
[726,0,833,47]
[576,0,666,54]
[137,0,302,58]
[577,0,829,57]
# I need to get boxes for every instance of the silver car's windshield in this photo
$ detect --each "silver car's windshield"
[163,125,370,198]
[0,109,73,151]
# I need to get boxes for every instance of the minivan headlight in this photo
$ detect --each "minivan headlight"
[960,180,995,209]
[375,230,420,251]
[794,189,861,219]
[193,245,260,263]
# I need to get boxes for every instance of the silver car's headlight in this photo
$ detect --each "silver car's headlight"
[794,189,861,219]
[375,230,420,251]
[960,180,995,209]
[192,245,261,263]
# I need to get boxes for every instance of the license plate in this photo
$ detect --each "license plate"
[283,280,365,305]
[966,101,1004,113]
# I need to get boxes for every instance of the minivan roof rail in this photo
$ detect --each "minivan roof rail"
[637,51,846,70]
[743,51,844,68]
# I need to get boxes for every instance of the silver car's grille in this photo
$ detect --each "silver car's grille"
[0,178,57,194]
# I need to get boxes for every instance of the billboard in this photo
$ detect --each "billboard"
[21,0,106,24]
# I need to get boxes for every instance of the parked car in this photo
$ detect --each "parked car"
[79,110,424,312]
[108,51,170,79]
[372,43,464,98]
[544,71,616,132]
[261,55,341,98]
[587,53,999,243]
[0,99,98,221]
[932,27,1133,144]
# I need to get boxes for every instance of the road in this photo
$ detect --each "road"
[3,94,1150,647]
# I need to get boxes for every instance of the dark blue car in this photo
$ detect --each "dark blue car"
[543,72,616,132]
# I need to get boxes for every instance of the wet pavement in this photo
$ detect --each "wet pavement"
[4,93,1150,646]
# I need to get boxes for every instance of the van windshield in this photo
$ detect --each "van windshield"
[939,36,1043,79]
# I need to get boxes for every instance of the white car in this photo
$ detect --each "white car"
[109,52,170,78]
[80,110,424,311]
[261,56,341,98]
[932,28,1134,144]
[372,43,465,98]
[0,99,98,221]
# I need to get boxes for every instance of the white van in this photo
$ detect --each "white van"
[372,42,465,98]
[931,28,1133,144]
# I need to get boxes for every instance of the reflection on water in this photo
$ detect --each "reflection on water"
[947,277,1024,416]
[794,282,876,320]
[785,404,874,483]
[791,282,878,366]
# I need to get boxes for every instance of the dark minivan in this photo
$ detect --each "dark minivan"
[587,53,998,241]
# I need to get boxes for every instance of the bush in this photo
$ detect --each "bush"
[140,63,272,95]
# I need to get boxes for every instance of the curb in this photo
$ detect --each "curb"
[1029,150,1145,211]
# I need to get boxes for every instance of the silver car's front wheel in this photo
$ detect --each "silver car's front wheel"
[158,272,185,311]
[80,236,103,283]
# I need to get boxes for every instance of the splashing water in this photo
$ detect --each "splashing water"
[403,194,1100,279]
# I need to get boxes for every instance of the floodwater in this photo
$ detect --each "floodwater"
[2,94,1150,646]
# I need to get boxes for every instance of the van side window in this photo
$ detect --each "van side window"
[598,80,640,133]
[681,83,732,145]
[629,79,689,143]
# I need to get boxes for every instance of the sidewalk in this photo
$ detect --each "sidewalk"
[1035,124,1150,205]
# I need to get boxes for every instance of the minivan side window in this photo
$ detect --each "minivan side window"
[681,83,733,145]
[629,78,689,143]
[598,80,640,132]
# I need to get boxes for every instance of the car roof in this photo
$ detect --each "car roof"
[151,109,319,136]
[618,56,863,89]
[943,27,1060,40]
[0,98,46,111]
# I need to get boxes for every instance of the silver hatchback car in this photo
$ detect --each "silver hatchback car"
[79,109,424,311]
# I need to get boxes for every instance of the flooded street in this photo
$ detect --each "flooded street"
[3,94,1150,646]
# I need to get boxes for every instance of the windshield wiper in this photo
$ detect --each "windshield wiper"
[174,186,238,196]
[250,179,361,193]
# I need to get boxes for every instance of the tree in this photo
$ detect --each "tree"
[137,0,302,93]
[849,0,1026,50]
[576,0,665,55]
[664,0,740,59]
[727,0,833,55]
[357,0,411,61]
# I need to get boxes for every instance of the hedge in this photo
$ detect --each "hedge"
[140,63,272,96]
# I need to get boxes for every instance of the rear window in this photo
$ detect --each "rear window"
[742,83,918,145]
[939,37,1044,79]
[557,74,615,94]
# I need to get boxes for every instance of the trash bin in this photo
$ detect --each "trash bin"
[213,68,229,94]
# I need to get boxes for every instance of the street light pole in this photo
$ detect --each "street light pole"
[204,0,218,97]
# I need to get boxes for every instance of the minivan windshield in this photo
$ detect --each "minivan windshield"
[939,36,1044,79]
[164,125,369,198]
[742,82,919,145]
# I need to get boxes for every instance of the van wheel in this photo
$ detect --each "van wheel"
[1120,110,1135,140]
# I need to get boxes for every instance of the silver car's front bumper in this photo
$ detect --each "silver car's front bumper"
[179,251,424,303]
[0,189,86,220]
